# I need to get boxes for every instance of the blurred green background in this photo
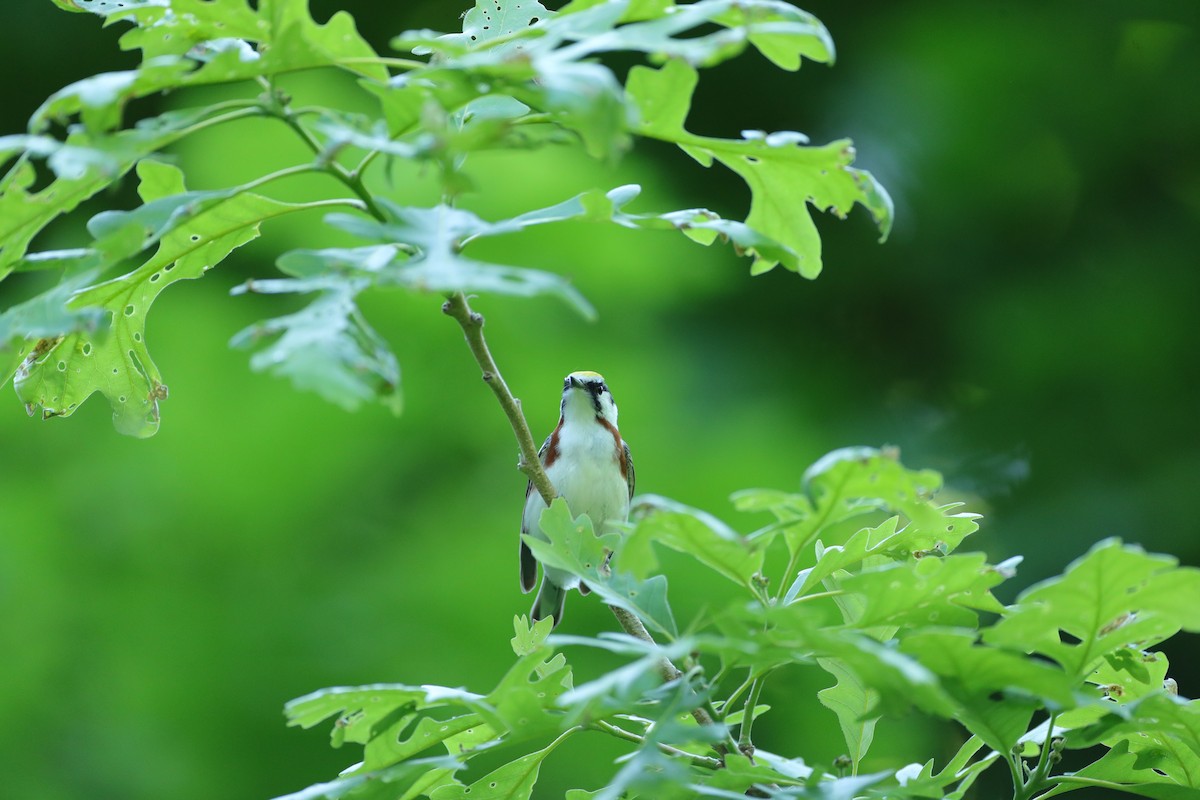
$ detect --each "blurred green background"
[1,1,1198,798]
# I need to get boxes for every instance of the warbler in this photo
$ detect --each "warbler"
[520,371,634,627]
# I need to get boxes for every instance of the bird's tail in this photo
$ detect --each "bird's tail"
[531,578,566,628]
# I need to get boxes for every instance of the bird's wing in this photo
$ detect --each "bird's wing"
[623,440,635,500]
[519,433,554,593]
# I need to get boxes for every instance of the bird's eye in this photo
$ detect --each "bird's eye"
[599,383,608,394]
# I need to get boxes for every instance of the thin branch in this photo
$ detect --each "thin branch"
[441,291,555,505]
[592,720,723,770]
[738,676,766,755]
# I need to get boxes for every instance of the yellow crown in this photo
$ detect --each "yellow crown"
[568,370,605,381]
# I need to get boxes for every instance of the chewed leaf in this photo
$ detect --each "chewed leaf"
[38,0,387,134]
[14,162,304,437]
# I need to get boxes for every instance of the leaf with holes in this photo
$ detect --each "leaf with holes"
[36,0,386,134]
[13,161,303,437]
[429,729,574,800]
[0,105,240,277]
[983,539,1200,681]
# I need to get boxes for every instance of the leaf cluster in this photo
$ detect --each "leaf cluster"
[2,0,891,436]
[282,447,1200,799]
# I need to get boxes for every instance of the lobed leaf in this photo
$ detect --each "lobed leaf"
[525,500,678,638]
[42,0,387,133]
[984,539,1200,682]
[13,161,307,437]
[622,493,765,589]
[230,274,403,415]
[429,731,572,800]
[627,59,892,276]
[0,105,243,278]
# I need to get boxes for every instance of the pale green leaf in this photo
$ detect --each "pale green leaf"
[817,658,878,769]
[984,539,1200,681]
[271,755,464,800]
[14,162,305,436]
[326,202,597,319]
[626,59,891,276]
[48,0,388,133]
[524,499,678,638]
[230,274,403,415]
[1,106,237,276]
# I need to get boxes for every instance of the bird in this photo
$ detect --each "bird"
[520,371,635,627]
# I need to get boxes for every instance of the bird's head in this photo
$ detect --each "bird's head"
[560,371,618,426]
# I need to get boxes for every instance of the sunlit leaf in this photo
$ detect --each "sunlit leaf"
[984,539,1200,681]
[13,161,308,436]
[429,730,574,800]
[626,59,892,276]
[525,499,678,638]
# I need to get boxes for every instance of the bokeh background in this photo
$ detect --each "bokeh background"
[1,1,1198,798]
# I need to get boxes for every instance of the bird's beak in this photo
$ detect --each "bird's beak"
[567,375,583,389]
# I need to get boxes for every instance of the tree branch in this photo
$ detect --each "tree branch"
[441,292,556,505]
[441,291,730,754]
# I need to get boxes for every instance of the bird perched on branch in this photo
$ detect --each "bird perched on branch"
[520,371,634,627]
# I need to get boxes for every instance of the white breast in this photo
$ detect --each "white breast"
[547,421,629,528]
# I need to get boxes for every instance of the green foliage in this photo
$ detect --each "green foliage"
[1,0,889,436]
[5,3,1196,800]
[278,448,1200,799]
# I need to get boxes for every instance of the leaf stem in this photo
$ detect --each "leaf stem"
[261,91,388,221]
[440,291,556,505]
[737,676,766,755]
[592,720,722,770]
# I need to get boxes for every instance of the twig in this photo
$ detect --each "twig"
[592,720,723,770]
[441,291,731,755]
[441,292,555,505]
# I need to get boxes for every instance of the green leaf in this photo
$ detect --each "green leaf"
[899,630,1076,754]
[48,0,388,132]
[816,658,878,769]
[271,755,465,800]
[525,500,678,638]
[984,539,1200,681]
[0,269,108,384]
[230,273,403,415]
[712,602,957,719]
[511,615,556,657]
[622,494,764,589]
[326,202,597,319]
[429,730,572,800]
[13,161,306,436]
[1041,738,1200,798]
[626,59,892,276]
[1,106,239,277]
[837,553,1008,629]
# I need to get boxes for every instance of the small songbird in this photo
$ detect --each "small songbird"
[520,371,635,627]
